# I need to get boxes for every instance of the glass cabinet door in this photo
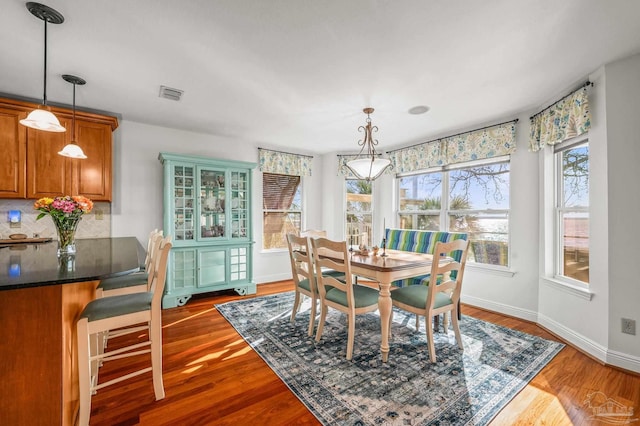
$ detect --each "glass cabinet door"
[199,168,226,239]
[230,170,249,238]
[173,165,195,242]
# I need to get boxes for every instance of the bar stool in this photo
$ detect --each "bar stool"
[76,235,172,426]
[95,229,163,298]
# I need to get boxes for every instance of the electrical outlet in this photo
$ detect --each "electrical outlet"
[621,318,636,335]
[94,208,103,220]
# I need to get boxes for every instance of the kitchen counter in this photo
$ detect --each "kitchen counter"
[0,237,141,290]
[0,236,142,426]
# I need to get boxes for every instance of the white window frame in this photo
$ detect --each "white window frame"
[261,173,303,252]
[396,156,511,269]
[553,138,589,286]
[345,179,374,248]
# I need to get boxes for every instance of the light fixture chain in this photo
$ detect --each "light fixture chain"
[43,19,48,105]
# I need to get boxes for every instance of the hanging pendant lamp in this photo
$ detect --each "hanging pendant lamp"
[58,75,87,159]
[345,108,391,181]
[20,2,66,132]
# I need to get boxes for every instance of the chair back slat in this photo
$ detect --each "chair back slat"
[286,234,315,288]
[426,239,469,308]
[150,236,172,301]
[310,237,353,301]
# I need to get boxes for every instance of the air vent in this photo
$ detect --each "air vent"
[159,86,184,101]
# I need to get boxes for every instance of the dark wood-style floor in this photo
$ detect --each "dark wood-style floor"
[90,281,640,426]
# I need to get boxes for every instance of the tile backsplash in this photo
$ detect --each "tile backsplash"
[0,199,111,240]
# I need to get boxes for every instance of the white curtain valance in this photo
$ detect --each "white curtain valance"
[259,148,313,176]
[388,120,517,174]
[529,86,591,152]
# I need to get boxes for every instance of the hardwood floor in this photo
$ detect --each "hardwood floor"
[90,281,639,425]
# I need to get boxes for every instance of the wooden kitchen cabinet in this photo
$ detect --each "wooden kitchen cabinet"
[0,97,118,201]
[0,106,26,198]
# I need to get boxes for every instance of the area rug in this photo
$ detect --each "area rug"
[216,292,564,425]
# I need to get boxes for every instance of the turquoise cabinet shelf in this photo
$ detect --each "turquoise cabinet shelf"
[159,153,256,308]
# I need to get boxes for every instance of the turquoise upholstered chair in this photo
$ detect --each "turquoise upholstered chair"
[76,235,172,426]
[96,229,163,297]
[311,237,379,360]
[390,239,469,362]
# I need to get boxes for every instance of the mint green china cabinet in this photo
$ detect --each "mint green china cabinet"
[159,153,256,308]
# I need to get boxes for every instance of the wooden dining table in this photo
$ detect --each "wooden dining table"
[344,248,439,362]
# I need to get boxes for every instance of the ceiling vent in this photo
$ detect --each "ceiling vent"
[159,85,184,101]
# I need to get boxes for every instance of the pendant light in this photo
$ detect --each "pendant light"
[345,108,392,181]
[58,75,87,159]
[20,2,66,132]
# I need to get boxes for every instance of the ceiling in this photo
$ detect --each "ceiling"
[2,0,640,155]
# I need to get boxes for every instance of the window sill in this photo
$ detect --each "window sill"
[541,277,593,300]
[466,262,516,277]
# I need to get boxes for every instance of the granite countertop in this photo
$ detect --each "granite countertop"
[0,237,141,290]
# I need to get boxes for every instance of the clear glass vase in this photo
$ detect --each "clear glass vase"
[52,216,81,256]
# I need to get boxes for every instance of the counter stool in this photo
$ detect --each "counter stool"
[95,229,162,298]
[76,236,172,426]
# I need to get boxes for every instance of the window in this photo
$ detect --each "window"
[555,140,589,283]
[397,158,510,266]
[262,173,302,250]
[346,179,373,248]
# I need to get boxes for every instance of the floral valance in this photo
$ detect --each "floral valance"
[258,148,313,176]
[529,86,591,152]
[337,154,394,179]
[388,120,517,174]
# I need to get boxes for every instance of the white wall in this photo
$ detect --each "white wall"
[536,69,611,364]
[109,55,640,372]
[110,120,323,285]
[603,53,640,362]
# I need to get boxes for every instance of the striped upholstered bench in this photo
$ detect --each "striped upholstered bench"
[383,228,468,288]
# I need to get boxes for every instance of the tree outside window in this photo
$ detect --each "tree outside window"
[556,142,589,283]
[397,159,510,266]
[262,173,302,249]
[346,179,373,248]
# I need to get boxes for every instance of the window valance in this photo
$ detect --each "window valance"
[529,85,591,152]
[388,120,517,174]
[258,148,313,176]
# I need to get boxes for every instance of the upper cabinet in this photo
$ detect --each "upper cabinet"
[0,106,26,198]
[0,97,118,201]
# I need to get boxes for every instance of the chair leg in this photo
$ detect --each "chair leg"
[451,309,464,351]
[443,312,449,333]
[307,296,317,337]
[415,314,420,330]
[315,305,327,342]
[149,319,165,400]
[291,290,302,323]
[77,318,92,426]
[426,316,436,363]
[346,313,355,360]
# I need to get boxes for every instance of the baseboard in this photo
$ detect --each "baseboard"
[606,349,640,374]
[461,295,538,322]
[537,313,608,362]
[256,272,292,285]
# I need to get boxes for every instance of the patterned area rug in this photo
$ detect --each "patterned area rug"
[216,292,564,425]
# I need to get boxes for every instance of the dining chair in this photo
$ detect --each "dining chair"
[300,230,345,280]
[389,239,469,363]
[95,229,163,297]
[286,233,319,336]
[76,235,172,426]
[311,237,379,360]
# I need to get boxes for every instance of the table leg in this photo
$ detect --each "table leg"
[378,281,392,362]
